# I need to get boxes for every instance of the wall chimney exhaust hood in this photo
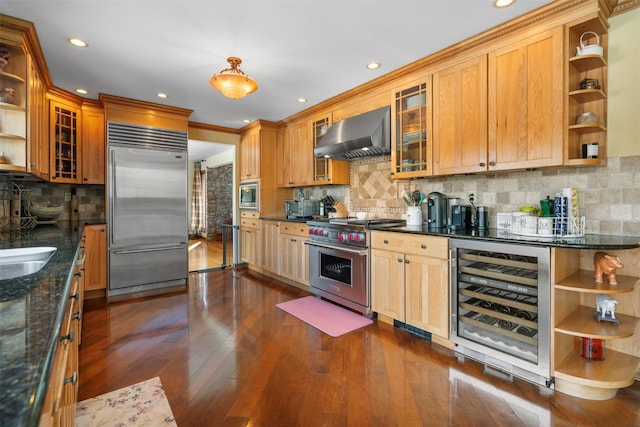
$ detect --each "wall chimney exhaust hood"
[313,106,390,161]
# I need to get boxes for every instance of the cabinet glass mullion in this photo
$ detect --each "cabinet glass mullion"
[53,105,78,180]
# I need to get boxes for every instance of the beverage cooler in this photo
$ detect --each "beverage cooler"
[450,239,552,387]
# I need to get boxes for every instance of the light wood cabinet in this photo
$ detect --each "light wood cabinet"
[261,220,280,274]
[240,211,260,266]
[81,102,105,184]
[277,120,312,187]
[278,222,309,286]
[552,247,640,400]
[49,95,82,183]
[39,251,84,427]
[433,55,488,175]
[0,25,28,171]
[391,78,433,179]
[565,15,608,166]
[28,56,49,180]
[488,27,564,171]
[240,127,260,181]
[310,115,349,185]
[371,232,449,341]
[83,224,107,294]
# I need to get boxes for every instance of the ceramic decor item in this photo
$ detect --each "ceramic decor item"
[576,31,603,56]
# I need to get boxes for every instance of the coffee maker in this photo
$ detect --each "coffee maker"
[426,192,447,230]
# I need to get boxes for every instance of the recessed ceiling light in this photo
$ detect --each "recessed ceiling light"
[243,119,251,123]
[493,0,515,7]
[366,62,380,70]
[297,98,307,103]
[68,37,88,47]
[156,93,169,98]
[75,88,88,95]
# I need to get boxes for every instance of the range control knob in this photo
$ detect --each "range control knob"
[349,233,364,242]
[338,233,347,242]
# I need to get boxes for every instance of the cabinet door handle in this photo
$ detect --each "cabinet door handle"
[69,292,79,300]
[489,161,496,166]
[405,259,410,264]
[60,330,74,343]
[421,244,427,249]
[73,310,82,322]
[384,240,389,244]
[397,257,403,263]
[64,372,78,386]
[479,162,486,167]
[291,238,297,243]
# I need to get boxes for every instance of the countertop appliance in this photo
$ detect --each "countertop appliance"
[450,238,552,387]
[107,122,188,298]
[306,217,405,317]
[427,191,447,230]
[286,199,320,219]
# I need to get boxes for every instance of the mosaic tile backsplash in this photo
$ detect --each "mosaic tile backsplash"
[300,155,640,237]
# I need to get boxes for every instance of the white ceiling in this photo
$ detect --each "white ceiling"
[2,0,552,158]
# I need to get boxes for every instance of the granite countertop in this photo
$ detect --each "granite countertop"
[0,222,85,427]
[370,224,640,249]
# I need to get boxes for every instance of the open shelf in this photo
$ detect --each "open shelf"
[569,88,606,103]
[569,54,607,72]
[555,305,638,339]
[555,349,639,390]
[555,270,639,293]
[568,123,606,134]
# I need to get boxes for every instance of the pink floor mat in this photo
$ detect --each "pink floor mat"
[276,296,373,337]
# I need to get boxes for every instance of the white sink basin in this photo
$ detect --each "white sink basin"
[0,247,57,280]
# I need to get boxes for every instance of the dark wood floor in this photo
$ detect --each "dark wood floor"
[78,270,640,426]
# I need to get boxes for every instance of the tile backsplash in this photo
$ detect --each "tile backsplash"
[301,155,640,237]
[20,182,105,222]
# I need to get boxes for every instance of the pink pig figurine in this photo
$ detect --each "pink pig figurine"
[594,251,624,285]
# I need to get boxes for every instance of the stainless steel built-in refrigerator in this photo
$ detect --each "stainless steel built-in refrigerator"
[107,122,188,297]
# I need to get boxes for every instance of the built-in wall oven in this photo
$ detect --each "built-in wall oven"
[306,218,404,317]
[450,238,552,387]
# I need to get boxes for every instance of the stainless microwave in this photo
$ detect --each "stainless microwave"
[239,181,258,210]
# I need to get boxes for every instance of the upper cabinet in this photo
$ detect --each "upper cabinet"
[240,126,260,181]
[565,15,608,166]
[27,55,49,180]
[310,115,349,185]
[277,120,312,187]
[488,27,564,171]
[81,101,105,184]
[391,78,433,179]
[433,55,488,175]
[49,94,81,183]
[0,28,28,171]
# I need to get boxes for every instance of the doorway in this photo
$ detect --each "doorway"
[187,140,235,272]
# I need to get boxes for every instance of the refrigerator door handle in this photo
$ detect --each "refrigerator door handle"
[113,245,185,255]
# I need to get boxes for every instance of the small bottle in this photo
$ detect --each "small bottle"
[319,200,325,216]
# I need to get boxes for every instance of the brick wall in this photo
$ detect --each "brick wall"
[205,163,233,241]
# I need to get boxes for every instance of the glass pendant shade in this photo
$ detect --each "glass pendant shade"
[209,57,258,100]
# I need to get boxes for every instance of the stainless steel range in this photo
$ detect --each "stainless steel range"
[306,218,404,317]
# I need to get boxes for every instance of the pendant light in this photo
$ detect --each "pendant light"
[209,57,259,100]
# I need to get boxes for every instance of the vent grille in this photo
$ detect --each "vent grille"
[341,146,390,160]
[107,121,187,151]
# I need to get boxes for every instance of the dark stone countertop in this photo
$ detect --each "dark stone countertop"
[369,225,640,249]
[0,222,86,427]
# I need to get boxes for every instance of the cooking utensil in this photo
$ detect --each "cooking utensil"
[402,191,413,206]
[412,190,421,205]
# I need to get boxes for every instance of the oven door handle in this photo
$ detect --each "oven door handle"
[304,241,368,256]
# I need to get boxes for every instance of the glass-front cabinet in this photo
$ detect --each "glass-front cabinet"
[310,114,349,185]
[312,116,331,183]
[50,100,81,182]
[391,77,432,179]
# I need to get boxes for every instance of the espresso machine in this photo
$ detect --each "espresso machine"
[426,192,447,230]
